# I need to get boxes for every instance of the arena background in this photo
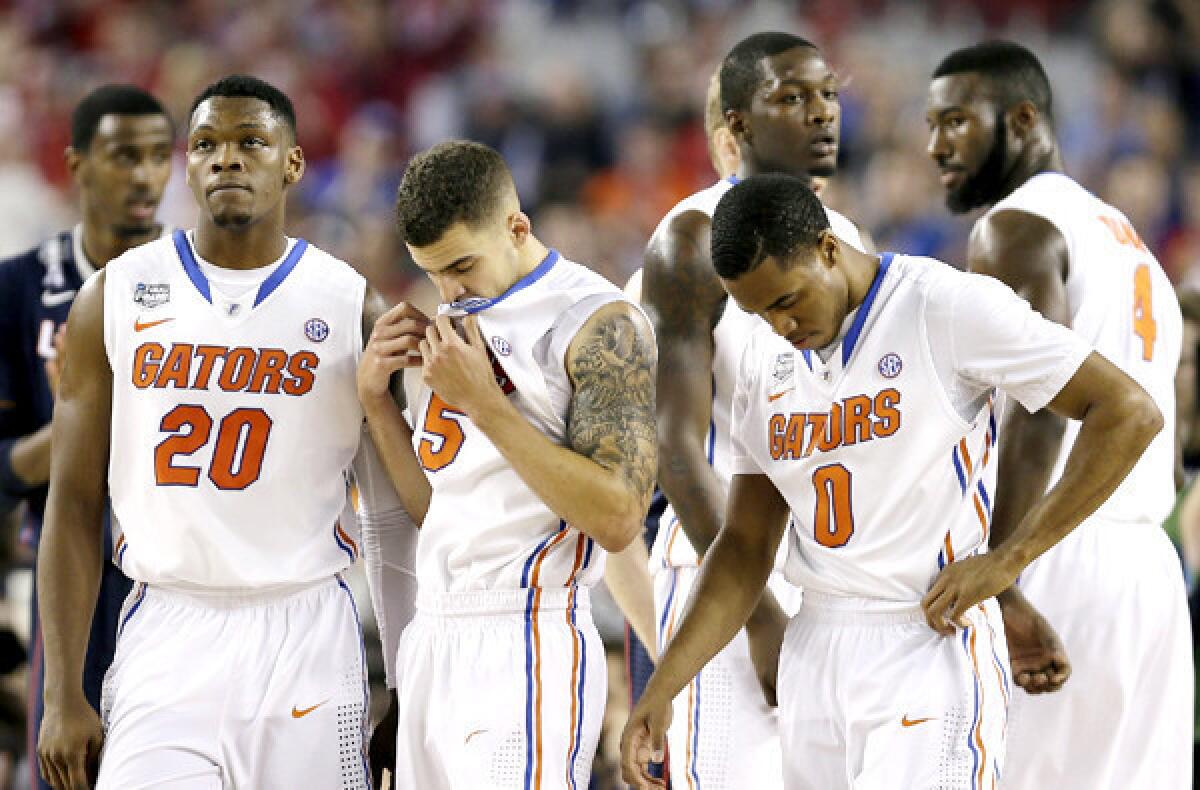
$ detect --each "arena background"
[0,1,1196,787]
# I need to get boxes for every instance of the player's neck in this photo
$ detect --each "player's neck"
[513,235,551,281]
[843,248,881,311]
[738,160,816,188]
[193,215,289,271]
[81,221,161,270]
[996,138,1064,204]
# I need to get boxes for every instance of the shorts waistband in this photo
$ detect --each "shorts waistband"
[416,586,590,616]
[795,590,926,626]
[142,575,340,609]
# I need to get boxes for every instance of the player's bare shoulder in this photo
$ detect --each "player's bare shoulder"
[565,300,657,499]
[644,209,728,334]
[968,208,1067,284]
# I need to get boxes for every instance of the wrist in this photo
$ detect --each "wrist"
[463,389,513,431]
[989,544,1029,582]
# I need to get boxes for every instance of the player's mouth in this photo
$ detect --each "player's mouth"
[208,182,252,196]
[787,331,818,350]
[810,134,837,157]
[938,166,966,189]
[126,198,158,221]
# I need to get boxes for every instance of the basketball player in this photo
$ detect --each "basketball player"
[639,33,867,789]
[621,174,1164,789]
[36,75,413,788]
[0,85,172,790]
[927,41,1192,788]
[358,140,656,788]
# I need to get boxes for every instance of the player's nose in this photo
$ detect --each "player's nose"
[926,127,950,162]
[434,274,466,303]
[211,142,244,172]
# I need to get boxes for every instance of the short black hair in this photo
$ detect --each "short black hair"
[711,174,830,279]
[71,85,170,151]
[189,74,297,136]
[720,32,818,114]
[395,141,514,247]
[933,40,1054,120]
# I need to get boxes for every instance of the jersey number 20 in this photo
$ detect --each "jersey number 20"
[155,405,273,489]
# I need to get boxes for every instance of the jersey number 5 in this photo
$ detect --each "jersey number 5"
[155,405,273,489]
[813,463,854,548]
[418,393,465,471]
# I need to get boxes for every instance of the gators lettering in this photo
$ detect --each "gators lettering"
[132,342,318,395]
[769,388,900,460]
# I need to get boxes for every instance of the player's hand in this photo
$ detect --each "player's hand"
[419,315,503,417]
[39,695,103,790]
[620,694,672,789]
[744,595,788,707]
[369,689,399,788]
[45,324,67,398]
[359,302,430,403]
[997,588,1070,693]
[921,553,1019,636]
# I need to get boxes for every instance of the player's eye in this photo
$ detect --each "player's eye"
[822,89,839,100]
[192,138,213,152]
[782,93,801,104]
[243,137,266,148]
[453,263,474,275]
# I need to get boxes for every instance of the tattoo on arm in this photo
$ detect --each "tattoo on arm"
[567,308,658,502]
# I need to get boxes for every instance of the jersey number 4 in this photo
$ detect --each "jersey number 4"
[155,405,273,489]
[813,463,854,548]
[1100,215,1157,361]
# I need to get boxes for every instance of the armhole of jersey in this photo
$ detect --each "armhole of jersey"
[101,267,117,367]
[351,274,366,363]
[917,273,977,432]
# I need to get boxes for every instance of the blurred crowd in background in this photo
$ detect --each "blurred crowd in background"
[0,0,1197,786]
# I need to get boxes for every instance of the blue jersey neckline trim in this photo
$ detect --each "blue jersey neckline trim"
[452,249,560,315]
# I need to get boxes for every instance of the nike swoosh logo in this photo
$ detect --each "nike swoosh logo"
[291,700,329,719]
[134,317,174,332]
[41,290,75,307]
[465,728,488,745]
[767,388,793,402]
[901,715,935,727]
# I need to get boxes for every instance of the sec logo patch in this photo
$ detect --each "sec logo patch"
[305,318,330,343]
[878,352,902,378]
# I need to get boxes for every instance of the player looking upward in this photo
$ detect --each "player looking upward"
[37,75,412,789]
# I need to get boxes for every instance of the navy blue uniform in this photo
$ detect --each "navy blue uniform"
[0,228,133,790]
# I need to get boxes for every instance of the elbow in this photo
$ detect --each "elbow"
[592,511,643,553]
[1129,389,1165,450]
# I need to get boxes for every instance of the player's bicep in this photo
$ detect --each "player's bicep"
[50,272,111,493]
[565,301,657,501]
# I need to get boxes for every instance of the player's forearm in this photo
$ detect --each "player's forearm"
[640,522,774,705]
[657,434,726,556]
[993,390,1162,573]
[989,404,1065,552]
[361,393,431,524]
[604,540,658,659]
[472,395,645,551]
[5,425,52,489]
[38,498,104,708]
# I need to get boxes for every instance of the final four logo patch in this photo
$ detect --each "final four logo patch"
[133,282,170,308]
[878,352,902,378]
[304,318,330,343]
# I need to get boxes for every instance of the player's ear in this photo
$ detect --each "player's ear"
[64,146,85,181]
[1009,100,1039,138]
[817,229,839,268]
[284,145,305,186]
[508,211,531,245]
[725,109,749,142]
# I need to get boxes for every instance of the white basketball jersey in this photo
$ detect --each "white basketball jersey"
[412,250,628,595]
[988,173,1181,525]
[649,177,867,569]
[731,254,1091,601]
[104,231,366,591]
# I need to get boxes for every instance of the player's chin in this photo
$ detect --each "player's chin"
[212,209,254,229]
[809,159,837,179]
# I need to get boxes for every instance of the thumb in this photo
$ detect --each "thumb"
[464,315,486,349]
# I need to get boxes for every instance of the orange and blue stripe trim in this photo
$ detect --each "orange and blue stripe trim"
[335,575,372,786]
[333,521,358,562]
[118,582,148,635]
